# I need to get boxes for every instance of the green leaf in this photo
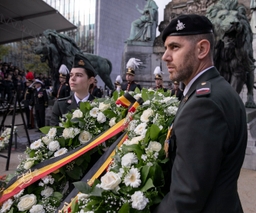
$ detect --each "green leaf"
[90,185,103,197]
[141,165,151,184]
[52,191,63,201]
[66,166,83,180]
[140,178,154,192]
[73,181,92,194]
[39,126,51,134]
[119,202,130,213]
[149,124,160,141]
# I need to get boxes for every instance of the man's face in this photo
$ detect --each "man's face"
[69,68,94,93]
[162,36,197,85]
[59,76,66,84]
[155,79,162,87]
[126,74,134,82]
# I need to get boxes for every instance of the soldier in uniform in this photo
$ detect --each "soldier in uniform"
[23,72,35,129]
[121,58,142,91]
[52,64,70,99]
[152,66,167,91]
[31,79,48,131]
[170,81,183,100]
[50,53,96,126]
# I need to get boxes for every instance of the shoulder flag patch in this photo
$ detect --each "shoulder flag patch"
[196,81,211,96]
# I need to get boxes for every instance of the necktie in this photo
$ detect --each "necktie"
[126,83,131,91]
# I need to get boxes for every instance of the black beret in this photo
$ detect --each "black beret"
[72,53,96,77]
[162,14,213,43]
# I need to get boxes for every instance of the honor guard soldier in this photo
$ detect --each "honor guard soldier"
[121,58,142,92]
[51,53,96,126]
[152,66,167,91]
[170,81,183,101]
[52,64,70,99]
[23,71,35,129]
[31,79,48,131]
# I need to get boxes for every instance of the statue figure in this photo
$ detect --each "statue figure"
[34,29,114,90]
[127,0,158,42]
[206,0,256,108]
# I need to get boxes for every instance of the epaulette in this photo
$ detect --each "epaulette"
[65,83,69,86]
[196,81,211,97]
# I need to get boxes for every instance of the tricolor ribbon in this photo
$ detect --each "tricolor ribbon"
[0,94,142,204]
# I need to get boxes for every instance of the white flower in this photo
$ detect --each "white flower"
[41,186,54,198]
[48,140,60,152]
[121,153,138,167]
[131,191,149,210]
[140,108,154,123]
[54,148,68,157]
[30,139,43,150]
[109,117,116,127]
[142,100,150,106]
[79,131,92,144]
[29,204,45,213]
[99,171,121,190]
[17,194,37,211]
[41,136,52,145]
[14,189,24,198]
[128,120,137,131]
[24,160,34,170]
[124,167,141,188]
[134,123,147,136]
[134,93,141,100]
[41,175,54,185]
[90,107,99,117]
[147,141,162,152]
[77,193,90,200]
[124,135,144,145]
[47,127,57,138]
[1,199,13,213]
[99,102,110,111]
[166,106,178,115]
[72,109,83,119]
[97,112,106,123]
[62,128,80,139]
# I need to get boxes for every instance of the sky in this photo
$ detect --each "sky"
[155,0,172,23]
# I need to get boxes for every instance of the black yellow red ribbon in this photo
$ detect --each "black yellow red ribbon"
[0,94,141,204]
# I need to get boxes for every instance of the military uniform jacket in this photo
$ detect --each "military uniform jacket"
[155,67,247,213]
[121,81,141,91]
[23,86,34,107]
[55,83,70,99]
[32,87,48,110]
[50,94,94,126]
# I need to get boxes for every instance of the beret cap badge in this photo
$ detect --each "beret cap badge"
[176,20,185,31]
[78,60,85,66]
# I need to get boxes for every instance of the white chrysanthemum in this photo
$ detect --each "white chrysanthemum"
[121,153,138,167]
[17,194,37,211]
[147,141,162,152]
[131,191,149,210]
[90,107,99,117]
[134,123,147,136]
[99,102,110,111]
[24,160,34,170]
[79,131,92,144]
[140,108,154,123]
[54,148,68,157]
[47,127,57,138]
[41,186,54,198]
[1,199,13,213]
[48,140,60,152]
[109,117,116,127]
[97,112,106,123]
[166,106,178,115]
[72,109,83,119]
[124,167,141,188]
[124,135,144,145]
[99,171,121,190]
[41,136,52,146]
[29,204,45,213]
[30,139,43,150]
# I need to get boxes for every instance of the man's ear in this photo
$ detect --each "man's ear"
[197,39,210,59]
[89,76,95,84]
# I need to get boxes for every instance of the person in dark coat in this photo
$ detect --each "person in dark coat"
[90,78,103,98]
[121,58,142,92]
[152,66,167,92]
[154,14,247,213]
[170,81,183,100]
[31,79,48,131]
[50,54,96,126]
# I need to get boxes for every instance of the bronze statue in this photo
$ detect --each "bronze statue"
[34,29,114,90]
[206,0,256,108]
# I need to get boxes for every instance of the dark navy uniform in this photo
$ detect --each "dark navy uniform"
[55,82,70,99]
[121,81,141,91]
[23,86,35,128]
[50,94,94,126]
